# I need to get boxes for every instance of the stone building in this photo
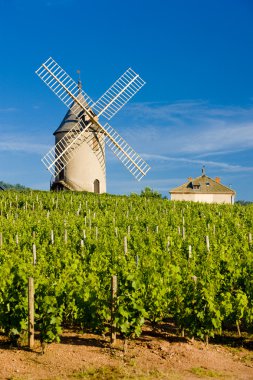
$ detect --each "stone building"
[50,89,106,193]
[169,168,235,204]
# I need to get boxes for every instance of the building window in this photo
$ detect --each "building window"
[193,184,200,190]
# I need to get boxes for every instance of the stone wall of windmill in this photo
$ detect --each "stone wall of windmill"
[52,104,106,193]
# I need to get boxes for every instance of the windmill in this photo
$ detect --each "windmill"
[36,57,150,193]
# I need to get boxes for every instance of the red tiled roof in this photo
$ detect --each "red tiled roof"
[170,175,235,194]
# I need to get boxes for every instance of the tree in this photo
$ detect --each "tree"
[140,187,162,199]
[0,181,29,190]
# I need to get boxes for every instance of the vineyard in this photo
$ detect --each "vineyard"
[0,190,253,347]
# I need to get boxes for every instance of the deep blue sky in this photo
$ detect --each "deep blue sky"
[0,0,253,200]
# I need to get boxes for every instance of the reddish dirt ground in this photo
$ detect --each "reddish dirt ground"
[0,326,253,379]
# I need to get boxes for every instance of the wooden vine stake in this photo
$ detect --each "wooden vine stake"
[28,277,35,349]
[51,230,54,245]
[32,244,37,265]
[136,255,139,267]
[205,235,210,252]
[188,245,192,259]
[111,275,117,345]
[166,237,170,251]
[0,232,3,247]
[124,236,128,255]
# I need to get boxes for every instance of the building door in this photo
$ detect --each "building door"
[94,179,100,194]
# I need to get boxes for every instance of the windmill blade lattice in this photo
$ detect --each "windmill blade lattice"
[36,57,94,117]
[36,57,102,175]
[102,123,150,181]
[36,57,150,181]
[92,68,145,120]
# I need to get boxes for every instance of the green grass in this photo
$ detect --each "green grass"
[73,365,177,380]
[190,366,228,378]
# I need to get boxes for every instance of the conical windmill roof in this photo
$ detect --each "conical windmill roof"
[54,93,86,135]
[54,108,80,135]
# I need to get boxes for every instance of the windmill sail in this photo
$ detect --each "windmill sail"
[42,116,149,180]
[36,57,150,181]
[91,68,146,120]
[36,57,94,117]
[102,123,150,181]
[36,58,103,175]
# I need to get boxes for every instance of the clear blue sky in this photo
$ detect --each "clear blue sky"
[0,0,253,200]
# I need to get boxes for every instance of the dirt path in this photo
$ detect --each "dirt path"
[0,329,253,379]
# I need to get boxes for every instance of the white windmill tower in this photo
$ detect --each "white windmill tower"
[36,57,150,193]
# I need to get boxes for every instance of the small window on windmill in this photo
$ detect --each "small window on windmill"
[206,182,210,186]
[193,184,201,190]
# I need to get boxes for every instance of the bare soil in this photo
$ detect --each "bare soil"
[0,325,253,380]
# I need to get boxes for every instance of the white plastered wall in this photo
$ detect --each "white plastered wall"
[170,193,234,204]
[55,131,106,193]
